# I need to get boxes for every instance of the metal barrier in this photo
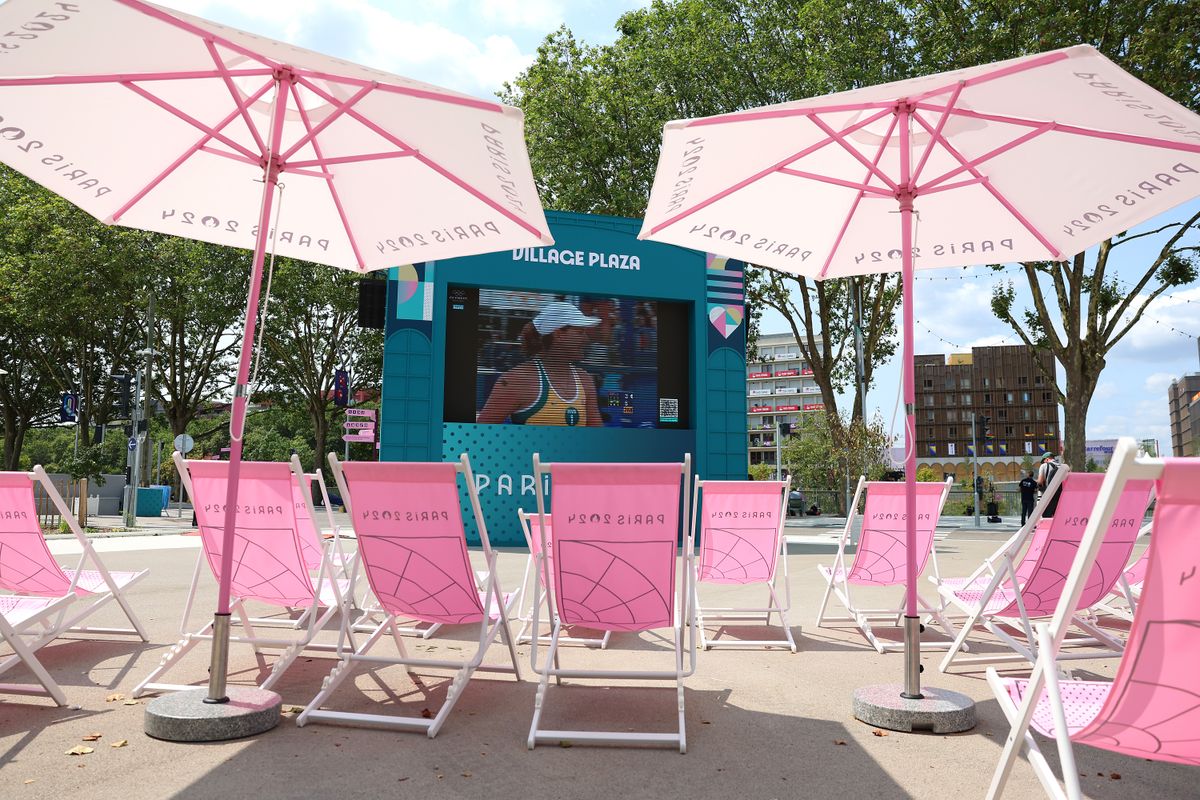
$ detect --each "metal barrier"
[32,476,79,529]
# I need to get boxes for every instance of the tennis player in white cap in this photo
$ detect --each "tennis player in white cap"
[477,301,603,426]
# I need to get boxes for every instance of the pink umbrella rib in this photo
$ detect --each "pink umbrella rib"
[121,81,260,161]
[0,68,273,88]
[913,104,1200,155]
[286,151,417,169]
[648,106,895,236]
[109,79,275,223]
[287,81,366,268]
[911,110,1062,259]
[199,145,260,166]
[909,50,1070,105]
[204,39,267,155]
[684,101,895,128]
[293,67,505,114]
[910,82,964,186]
[918,176,988,196]
[279,84,374,162]
[777,168,893,195]
[916,123,1055,193]
[817,114,900,279]
[808,113,898,192]
[295,75,548,241]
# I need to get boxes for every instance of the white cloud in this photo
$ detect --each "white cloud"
[476,0,568,30]
[1093,381,1119,401]
[1144,372,1176,395]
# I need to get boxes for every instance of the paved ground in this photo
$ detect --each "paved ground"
[2,529,1189,800]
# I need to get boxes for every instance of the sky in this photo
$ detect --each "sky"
[161,0,1200,453]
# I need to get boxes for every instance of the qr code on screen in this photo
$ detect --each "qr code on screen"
[659,398,679,423]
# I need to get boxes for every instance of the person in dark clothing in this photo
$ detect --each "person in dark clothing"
[1018,471,1038,525]
[1036,454,1062,517]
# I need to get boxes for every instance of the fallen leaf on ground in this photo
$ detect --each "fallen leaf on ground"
[24,779,35,784]
[834,740,847,746]
[558,741,573,748]
[872,730,888,737]
[1109,773,1122,780]
[701,720,711,725]
[65,746,94,756]
[397,778,409,783]
[122,700,139,706]
[420,708,433,719]
[81,733,102,742]
[111,740,128,749]
[461,772,472,778]
[281,706,304,714]
[105,693,124,703]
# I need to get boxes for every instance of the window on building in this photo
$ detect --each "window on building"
[1023,409,1032,420]
[944,377,954,389]
[1021,391,1031,403]
[960,378,972,389]
[1005,425,1014,435]
[927,411,935,422]
[1024,425,1032,435]
[962,394,972,405]
[1035,375,1044,386]
[1042,392,1052,402]
[947,410,958,422]
[983,377,991,388]
[1006,392,1015,403]
[998,409,1007,419]
[1035,408,1044,420]
[1018,376,1028,386]
[923,379,933,388]
[946,393,956,406]
[924,395,934,407]
[983,393,991,403]
[948,426,957,436]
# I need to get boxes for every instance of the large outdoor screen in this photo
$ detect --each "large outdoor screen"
[443,286,690,429]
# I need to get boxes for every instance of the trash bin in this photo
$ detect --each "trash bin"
[135,486,164,517]
[150,484,171,512]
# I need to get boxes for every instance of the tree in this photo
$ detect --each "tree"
[781,411,893,514]
[501,0,916,428]
[150,238,248,439]
[748,463,774,481]
[256,260,382,472]
[906,0,1200,467]
[915,464,939,482]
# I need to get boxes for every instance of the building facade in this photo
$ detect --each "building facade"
[914,344,1059,482]
[746,332,824,468]
[1167,374,1200,456]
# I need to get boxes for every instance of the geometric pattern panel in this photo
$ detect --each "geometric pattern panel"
[847,482,946,587]
[556,539,675,631]
[340,461,484,625]
[188,461,315,608]
[0,477,72,596]
[697,480,785,584]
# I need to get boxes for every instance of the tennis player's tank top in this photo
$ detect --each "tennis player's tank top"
[511,359,588,426]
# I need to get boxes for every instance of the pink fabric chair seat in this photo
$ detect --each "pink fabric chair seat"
[0,595,63,627]
[952,585,1020,615]
[317,578,353,608]
[1003,677,1109,738]
[61,569,146,595]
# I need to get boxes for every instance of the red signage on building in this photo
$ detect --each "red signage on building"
[803,403,825,411]
[801,368,814,376]
[749,371,771,379]
[775,369,799,377]
[750,405,772,413]
[776,404,800,412]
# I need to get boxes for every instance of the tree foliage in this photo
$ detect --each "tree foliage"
[781,412,893,513]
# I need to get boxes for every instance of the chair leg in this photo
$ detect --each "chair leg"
[814,568,836,627]
[0,638,68,706]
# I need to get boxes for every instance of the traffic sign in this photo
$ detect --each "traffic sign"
[59,392,79,423]
[343,420,374,430]
[342,433,374,442]
[345,408,375,418]
[173,433,195,454]
[127,436,138,452]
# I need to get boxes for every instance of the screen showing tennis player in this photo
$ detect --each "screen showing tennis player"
[443,286,689,429]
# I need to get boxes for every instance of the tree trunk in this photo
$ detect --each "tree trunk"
[1061,369,1096,470]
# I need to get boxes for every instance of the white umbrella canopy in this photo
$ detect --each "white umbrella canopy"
[640,44,1200,704]
[641,45,1200,276]
[0,0,551,269]
[0,0,553,720]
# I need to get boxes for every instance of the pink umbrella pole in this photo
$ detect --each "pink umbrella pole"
[898,101,923,700]
[207,69,293,704]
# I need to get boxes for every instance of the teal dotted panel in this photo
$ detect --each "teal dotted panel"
[380,328,435,462]
[705,346,747,480]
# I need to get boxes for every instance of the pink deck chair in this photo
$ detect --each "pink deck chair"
[692,479,794,651]
[938,470,1153,673]
[134,455,348,697]
[0,594,78,706]
[0,468,148,643]
[526,455,696,752]
[814,476,956,653]
[986,441,1200,800]
[297,454,521,738]
[515,511,610,649]
[1091,521,1154,620]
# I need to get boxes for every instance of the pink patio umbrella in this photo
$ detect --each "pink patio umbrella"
[640,44,1200,709]
[0,0,550,726]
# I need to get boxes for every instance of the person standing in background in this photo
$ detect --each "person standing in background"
[1018,470,1038,525]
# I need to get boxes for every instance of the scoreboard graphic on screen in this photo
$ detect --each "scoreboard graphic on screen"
[379,211,747,545]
